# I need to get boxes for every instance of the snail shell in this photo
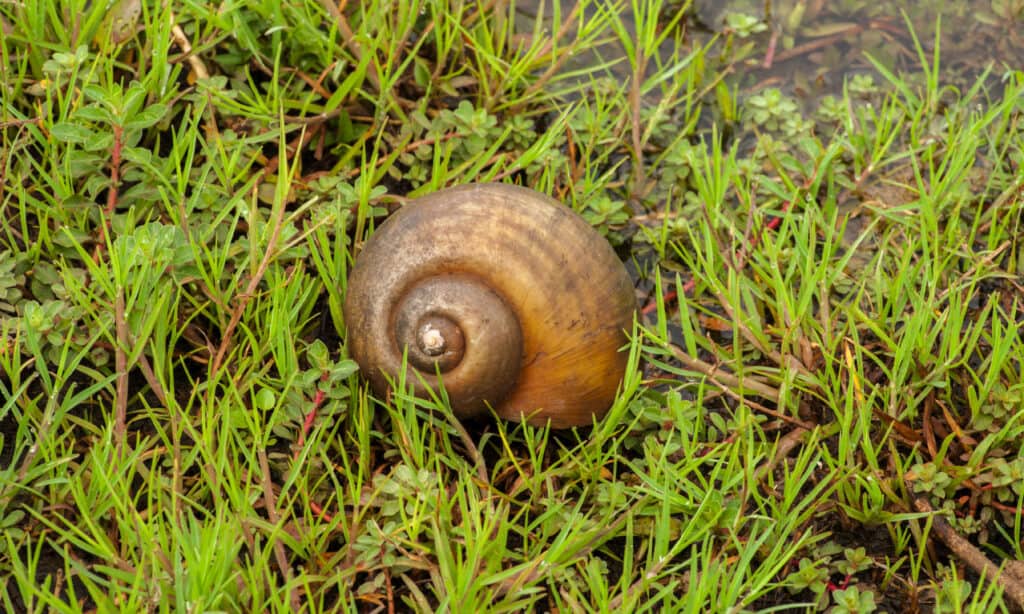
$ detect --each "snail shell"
[343,183,635,428]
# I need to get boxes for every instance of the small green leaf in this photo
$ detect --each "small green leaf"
[74,105,115,124]
[0,509,25,528]
[50,122,95,144]
[330,359,359,381]
[307,339,329,369]
[123,84,147,115]
[254,388,276,410]
[124,103,168,131]
[82,84,110,105]
[121,146,153,165]
[299,369,320,388]
[84,131,114,152]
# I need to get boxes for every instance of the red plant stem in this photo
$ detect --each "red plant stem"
[640,277,698,316]
[763,29,779,68]
[308,500,334,522]
[95,124,124,259]
[105,124,123,216]
[827,573,853,592]
[295,387,326,452]
[297,374,331,524]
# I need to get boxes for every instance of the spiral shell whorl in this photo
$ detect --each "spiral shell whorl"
[344,183,636,428]
[390,273,523,412]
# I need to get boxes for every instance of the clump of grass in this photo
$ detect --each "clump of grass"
[1,0,1022,611]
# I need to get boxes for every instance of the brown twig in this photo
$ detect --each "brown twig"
[912,496,1024,611]
[168,15,209,80]
[519,2,584,103]
[257,449,301,611]
[711,375,813,429]
[762,28,779,68]
[316,0,380,93]
[448,413,489,487]
[135,351,168,408]
[168,11,221,141]
[768,29,860,65]
[210,180,288,375]
[665,343,816,430]
[755,427,812,482]
[710,286,812,377]
[606,551,680,611]
[667,342,781,403]
[0,117,43,129]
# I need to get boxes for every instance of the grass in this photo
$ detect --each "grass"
[1,0,1023,612]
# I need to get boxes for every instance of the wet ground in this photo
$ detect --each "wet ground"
[519,0,1024,105]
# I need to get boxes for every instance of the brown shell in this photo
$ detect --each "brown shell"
[343,183,636,428]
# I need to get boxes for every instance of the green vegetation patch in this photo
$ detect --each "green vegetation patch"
[0,0,1022,611]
